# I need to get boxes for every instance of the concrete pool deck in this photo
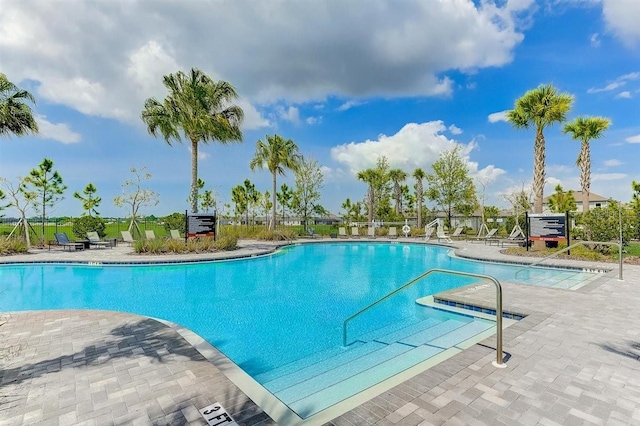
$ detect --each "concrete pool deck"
[0,239,639,425]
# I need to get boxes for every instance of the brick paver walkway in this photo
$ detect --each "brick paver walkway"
[1,239,639,425]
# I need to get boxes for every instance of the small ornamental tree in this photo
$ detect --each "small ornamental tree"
[291,157,326,230]
[113,166,159,237]
[579,202,634,252]
[72,216,106,239]
[74,182,101,216]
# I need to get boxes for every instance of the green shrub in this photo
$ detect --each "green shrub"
[214,235,238,250]
[255,229,297,241]
[72,216,106,239]
[0,237,28,255]
[132,235,237,254]
[163,212,186,235]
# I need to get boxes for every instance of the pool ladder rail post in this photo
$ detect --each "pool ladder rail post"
[342,268,506,369]
[514,240,623,282]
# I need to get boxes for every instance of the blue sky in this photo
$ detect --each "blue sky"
[1,0,639,218]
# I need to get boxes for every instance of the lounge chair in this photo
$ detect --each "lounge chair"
[424,226,435,241]
[437,228,453,243]
[351,226,360,238]
[121,230,135,246]
[86,231,112,249]
[53,232,85,251]
[145,230,156,240]
[338,227,348,238]
[170,229,182,240]
[471,228,498,243]
[388,227,398,239]
[450,226,465,240]
[304,228,318,239]
[367,226,376,239]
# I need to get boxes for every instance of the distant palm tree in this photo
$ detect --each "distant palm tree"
[357,169,378,222]
[547,184,577,213]
[388,169,407,214]
[563,116,610,213]
[413,168,426,228]
[141,68,244,213]
[249,134,302,231]
[0,73,39,137]
[506,84,573,214]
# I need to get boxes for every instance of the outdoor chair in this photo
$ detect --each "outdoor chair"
[170,229,182,240]
[351,226,360,238]
[424,226,435,241]
[470,228,498,243]
[121,230,135,246]
[145,230,156,240]
[437,228,453,243]
[338,227,348,238]
[86,231,112,249]
[388,227,398,239]
[53,232,85,251]
[367,226,376,239]
[450,226,465,240]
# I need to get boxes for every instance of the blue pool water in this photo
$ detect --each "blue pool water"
[0,242,595,378]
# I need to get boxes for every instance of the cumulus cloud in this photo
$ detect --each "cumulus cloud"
[615,91,632,99]
[278,106,300,124]
[626,134,640,143]
[603,159,622,167]
[448,124,463,135]
[603,0,640,46]
[337,100,365,112]
[330,121,504,185]
[306,116,322,125]
[488,110,509,123]
[0,0,533,123]
[35,115,81,144]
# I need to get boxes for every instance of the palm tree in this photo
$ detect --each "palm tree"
[0,73,39,137]
[388,168,407,214]
[413,168,426,228]
[506,84,573,214]
[141,68,244,213]
[249,134,302,231]
[547,184,577,213]
[563,116,610,213]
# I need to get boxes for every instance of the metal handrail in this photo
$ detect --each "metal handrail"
[342,268,505,368]
[514,240,622,281]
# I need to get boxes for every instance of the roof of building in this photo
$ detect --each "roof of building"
[543,190,609,203]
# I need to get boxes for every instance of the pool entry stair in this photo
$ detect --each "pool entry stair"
[254,313,495,419]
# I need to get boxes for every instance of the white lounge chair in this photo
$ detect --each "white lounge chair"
[87,231,112,249]
[450,226,465,240]
[170,229,182,240]
[367,226,376,239]
[338,227,348,238]
[437,228,453,243]
[424,226,435,241]
[471,228,498,243]
[145,230,156,240]
[351,226,360,238]
[388,227,398,239]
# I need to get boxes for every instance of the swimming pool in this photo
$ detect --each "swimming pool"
[0,242,599,421]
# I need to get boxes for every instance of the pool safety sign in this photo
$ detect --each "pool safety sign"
[528,214,567,242]
[199,402,237,426]
[187,213,216,238]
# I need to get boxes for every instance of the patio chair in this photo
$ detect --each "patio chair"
[53,232,85,251]
[338,227,348,238]
[450,226,465,240]
[170,229,182,240]
[121,230,135,246]
[388,227,398,239]
[145,230,156,240]
[86,231,112,249]
[367,226,376,239]
[351,226,360,238]
[470,228,498,243]
[437,228,453,243]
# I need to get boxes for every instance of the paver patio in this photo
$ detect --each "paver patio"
[1,239,639,425]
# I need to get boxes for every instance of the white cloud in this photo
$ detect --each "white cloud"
[337,100,365,112]
[615,91,632,99]
[588,72,640,94]
[593,173,627,181]
[35,115,81,144]
[448,124,463,135]
[306,116,322,125]
[329,121,503,185]
[603,159,622,167]
[188,146,210,160]
[626,134,640,143]
[0,1,533,122]
[547,164,574,175]
[603,0,640,46]
[590,33,600,47]
[488,110,509,123]
[278,106,300,124]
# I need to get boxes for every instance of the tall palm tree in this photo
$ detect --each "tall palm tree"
[506,84,573,214]
[357,168,378,222]
[141,68,244,213]
[249,134,302,231]
[388,168,407,214]
[0,73,39,137]
[413,168,426,228]
[563,116,610,213]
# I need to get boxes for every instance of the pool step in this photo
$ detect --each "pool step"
[259,316,495,419]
